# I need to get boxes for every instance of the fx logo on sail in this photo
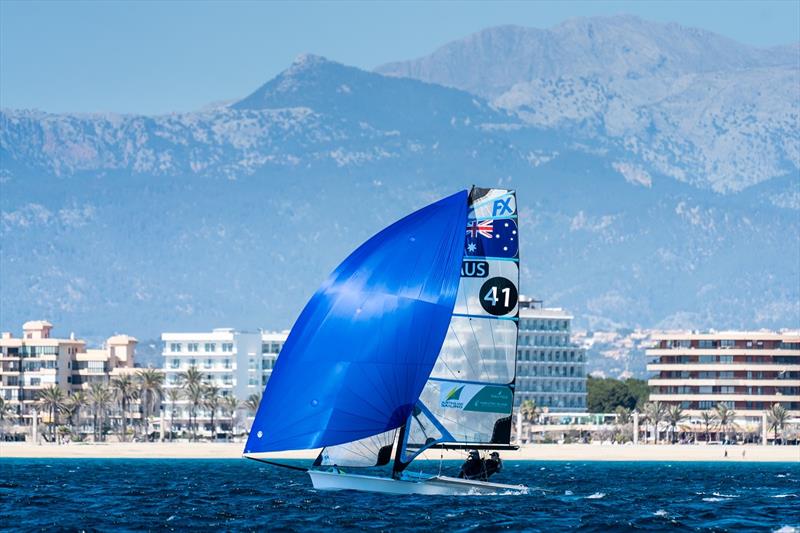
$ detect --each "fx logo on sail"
[492,198,513,216]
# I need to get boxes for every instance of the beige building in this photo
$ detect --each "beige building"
[646,330,800,418]
[0,321,138,429]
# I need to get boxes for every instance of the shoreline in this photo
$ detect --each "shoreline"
[2,442,798,462]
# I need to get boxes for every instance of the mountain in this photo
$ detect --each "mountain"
[376,16,800,193]
[1,17,798,372]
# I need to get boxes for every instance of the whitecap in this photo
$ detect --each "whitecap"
[772,494,797,499]
[702,497,728,502]
[773,527,798,533]
[586,492,605,499]
[564,490,573,496]
[654,510,668,517]
[166,515,176,522]
[712,492,738,498]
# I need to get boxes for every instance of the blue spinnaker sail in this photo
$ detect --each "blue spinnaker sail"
[245,191,468,453]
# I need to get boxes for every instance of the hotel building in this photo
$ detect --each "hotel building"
[0,321,138,427]
[646,331,800,417]
[515,299,587,412]
[160,329,287,432]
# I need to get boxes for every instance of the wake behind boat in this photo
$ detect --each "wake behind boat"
[244,187,526,495]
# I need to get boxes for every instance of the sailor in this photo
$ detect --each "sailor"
[458,450,484,479]
[483,451,502,480]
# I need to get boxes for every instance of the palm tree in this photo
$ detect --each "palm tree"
[243,392,262,415]
[666,405,688,443]
[203,385,221,439]
[615,406,632,425]
[520,399,538,423]
[0,397,16,440]
[166,388,182,441]
[221,395,239,439]
[767,403,790,444]
[178,366,203,388]
[700,410,717,443]
[37,385,65,442]
[714,403,737,443]
[111,374,138,442]
[137,368,164,439]
[65,391,88,438]
[643,401,666,444]
[184,382,205,441]
[88,384,113,442]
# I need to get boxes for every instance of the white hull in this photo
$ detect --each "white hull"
[308,470,527,495]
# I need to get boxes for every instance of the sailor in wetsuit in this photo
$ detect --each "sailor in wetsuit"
[458,450,484,479]
[482,451,502,480]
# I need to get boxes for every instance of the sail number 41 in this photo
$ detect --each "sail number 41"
[479,277,517,316]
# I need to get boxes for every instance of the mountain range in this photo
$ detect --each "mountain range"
[1,16,798,376]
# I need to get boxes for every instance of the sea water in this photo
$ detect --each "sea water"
[1,459,799,531]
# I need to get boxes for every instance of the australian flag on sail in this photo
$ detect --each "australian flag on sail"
[464,218,518,259]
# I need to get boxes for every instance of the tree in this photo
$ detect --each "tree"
[111,374,138,442]
[89,383,114,442]
[714,403,736,443]
[243,392,262,415]
[615,406,632,425]
[184,382,205,441]
[65,391,88,438]
[89,384,113,442]
[221,395,239,438]
[700,410,717,443]
[37,385,65,442]
[137,369,164,439]
[203,385,221,439]
[643,401,666,444]
[767,403,789,444]
[166,388,182,441]
[0,397,16,439]
[178,367,203,388]
[666,405,688,443]
[587,377,648,413]
[520,399,538,422]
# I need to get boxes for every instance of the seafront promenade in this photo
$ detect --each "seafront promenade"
[2,442,798,462]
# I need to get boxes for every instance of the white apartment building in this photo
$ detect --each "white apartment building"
[161,328,287,433]
[515,299,587,412]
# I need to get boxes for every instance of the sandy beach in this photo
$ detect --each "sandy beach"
[2,441,798,462]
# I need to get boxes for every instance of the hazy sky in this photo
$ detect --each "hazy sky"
[2,0,798,114]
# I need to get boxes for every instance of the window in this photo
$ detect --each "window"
[222,343,234,352]
[170,359,180,369]
[721,339,734,348]
[187,343,199,352]
[170,343,182,352]
[224,358,231,369]
[189,358,196,367]
[204,359,212,369]
[205,343,216,352]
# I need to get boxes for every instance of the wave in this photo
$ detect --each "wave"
[585,492,606,499]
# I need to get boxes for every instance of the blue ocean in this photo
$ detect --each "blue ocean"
[1,459,798,531]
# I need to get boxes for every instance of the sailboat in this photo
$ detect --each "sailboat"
[244,187,527,495]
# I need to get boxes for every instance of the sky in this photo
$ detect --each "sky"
[1,0,798,115]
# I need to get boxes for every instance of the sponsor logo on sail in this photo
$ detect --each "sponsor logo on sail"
[440,385,466,409]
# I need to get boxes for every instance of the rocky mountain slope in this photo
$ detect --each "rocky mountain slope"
[1,17,798,359]
[377,16,800,193]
